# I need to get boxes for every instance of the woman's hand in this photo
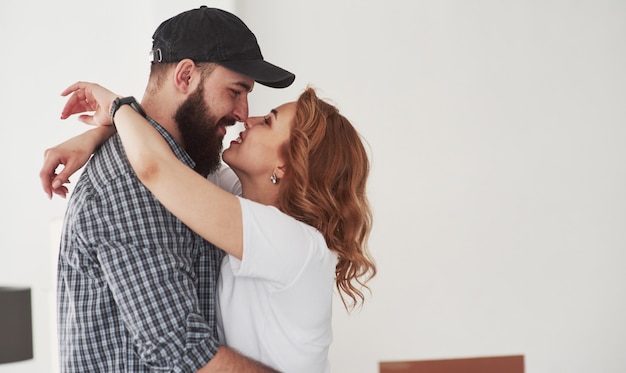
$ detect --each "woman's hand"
[60,81,120,127]
[40,82,123,199]
[40,126,116,199]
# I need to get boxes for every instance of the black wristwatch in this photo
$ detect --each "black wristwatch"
[109,96,147,125]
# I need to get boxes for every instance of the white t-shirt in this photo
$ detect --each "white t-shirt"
[206,163,242,196]
[217,197,337,373]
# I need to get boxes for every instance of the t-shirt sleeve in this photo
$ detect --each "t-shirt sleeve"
[227,197,327,290]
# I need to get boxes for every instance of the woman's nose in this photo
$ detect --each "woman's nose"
[244,116,263,129]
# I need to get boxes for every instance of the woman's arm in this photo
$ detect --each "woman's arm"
[40,125,116,199]
[60,81,243,259]
[114,105,243,258]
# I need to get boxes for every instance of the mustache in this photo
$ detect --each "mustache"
[216,117,237,129]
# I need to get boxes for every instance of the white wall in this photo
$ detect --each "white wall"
[1,1,625,372]
[0,1,235,372]
[240,3,626,370]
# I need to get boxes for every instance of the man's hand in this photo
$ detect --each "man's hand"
[197,346,281,373]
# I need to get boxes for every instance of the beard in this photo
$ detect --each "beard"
[174,85,234,177]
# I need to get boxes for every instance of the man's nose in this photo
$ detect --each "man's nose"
[233,97,249,122]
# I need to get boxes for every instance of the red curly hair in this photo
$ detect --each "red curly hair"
[276,87,376,311]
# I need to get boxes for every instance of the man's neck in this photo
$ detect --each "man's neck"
[140,91,183,145]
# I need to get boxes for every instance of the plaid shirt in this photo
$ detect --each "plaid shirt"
[57,119,223,372]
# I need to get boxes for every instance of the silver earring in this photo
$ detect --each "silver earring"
[270,173,278,185]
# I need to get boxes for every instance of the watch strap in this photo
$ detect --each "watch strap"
[110,96,146,125]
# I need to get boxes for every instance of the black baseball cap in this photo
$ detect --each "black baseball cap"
[150,6,295,88]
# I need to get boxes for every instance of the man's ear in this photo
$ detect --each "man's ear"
[173,59,197,94]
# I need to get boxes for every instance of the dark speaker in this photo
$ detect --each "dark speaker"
[0,287,33,363]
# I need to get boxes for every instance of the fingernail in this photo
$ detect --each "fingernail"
[52,180,62,189]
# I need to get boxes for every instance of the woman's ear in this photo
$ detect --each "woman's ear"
[273,165,286,180]
[173,59,197,93]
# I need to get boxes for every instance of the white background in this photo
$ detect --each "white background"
[0,1,624,372]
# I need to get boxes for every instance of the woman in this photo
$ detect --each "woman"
[46,82,376,372]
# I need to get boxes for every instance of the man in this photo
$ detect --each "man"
[41,6,294,372]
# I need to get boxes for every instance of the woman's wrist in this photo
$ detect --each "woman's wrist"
[110,96,146,125]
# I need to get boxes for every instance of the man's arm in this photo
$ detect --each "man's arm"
[197,346,280,373]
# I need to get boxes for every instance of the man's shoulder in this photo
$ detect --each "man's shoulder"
[85,135,131,177]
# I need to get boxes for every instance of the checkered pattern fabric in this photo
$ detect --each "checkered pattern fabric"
[57,120,223,372]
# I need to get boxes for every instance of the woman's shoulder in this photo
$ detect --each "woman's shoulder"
[239,197,322,238]
[238,197,334,263]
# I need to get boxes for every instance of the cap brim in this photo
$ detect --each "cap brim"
[218,59,295,88]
